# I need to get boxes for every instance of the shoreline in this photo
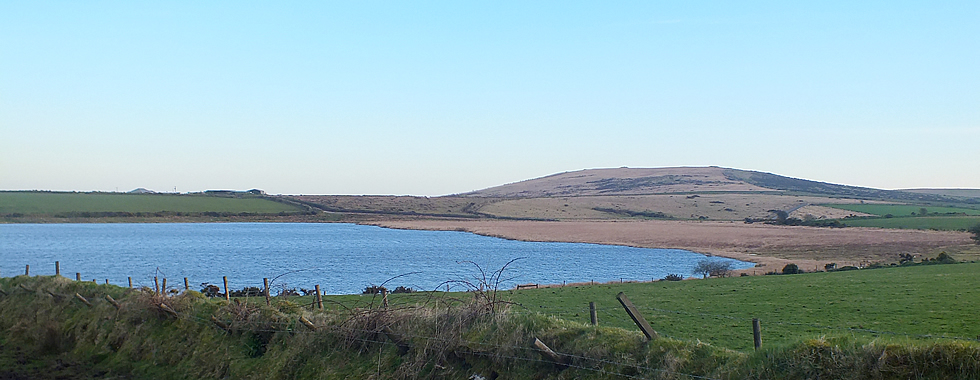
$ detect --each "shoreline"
[369,219,974,274]
[5,217,973,281]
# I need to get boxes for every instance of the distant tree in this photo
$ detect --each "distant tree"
[692,259,733,279]
[919,208,929,217]
[899,253,916,265]
[200,283,221,297]
[773,210,789,224]
[969,223,980,245]
[935,252,957,264]
[782,263,801,274]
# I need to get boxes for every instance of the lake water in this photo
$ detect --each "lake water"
[0,223,753,294]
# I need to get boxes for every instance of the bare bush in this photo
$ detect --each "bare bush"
[692,259,733,279]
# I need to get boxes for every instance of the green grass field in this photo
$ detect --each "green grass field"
[825,203,980,217]
[500,263,980,351]
[839,215,980,230]
[3,265,979,378]
[0,191,303,215]
[313,263,980,352]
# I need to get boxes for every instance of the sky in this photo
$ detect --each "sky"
[2,1,978,196]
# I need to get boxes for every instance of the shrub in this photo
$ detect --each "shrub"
[969,223,980,245]
[692,259,733,278]
[935,252,957,264]
[200,283,222,298]
[391,286,415,294]
[362,285,387,295]
[899,253,916,265]
[825,263,837,271]
[782,263,802,274]
[663,274,684,281]
[230,286,264,297]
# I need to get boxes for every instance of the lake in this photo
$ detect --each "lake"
[0,223,753,294]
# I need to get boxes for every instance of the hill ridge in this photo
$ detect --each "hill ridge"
[464,166,975,203]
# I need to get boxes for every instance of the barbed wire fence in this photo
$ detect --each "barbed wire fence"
[2,262,979,379]
[0,276,728,380]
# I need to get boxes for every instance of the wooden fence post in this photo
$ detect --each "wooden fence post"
[161,278,167,294]
[74,293,93,307]
[382,326,410,355]
[315,285,323,309]
[76,273,81,281]
[104,279,108,285]
[211,314,231,332]
[25,265,29,276]
[128,277,132,288]
[264,278,270,306]
[184,277,189,291]
[589,302,598,326]
[223,276,230,301]
[105,295,121,309]
[159,303,179,318]
[210,315,230,332]
[616,292,659,340]
[55,261,60,276]
[753,318,762,350]
[154,277,160,295]
[382,288,389,308]
[299,316,317,331]
[532,338,566,365]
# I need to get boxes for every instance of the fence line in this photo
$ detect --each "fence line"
[4,264,979,347]
[509,302,980,344]
[0,279,725,380]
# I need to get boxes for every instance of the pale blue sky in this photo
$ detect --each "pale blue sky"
[2,1,978,195]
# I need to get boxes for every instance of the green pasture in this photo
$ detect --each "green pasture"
[503,263,980,351]
[311,262,980,352]
[840,215,980,230]
[0,191,302,215]
[824,203,980,217]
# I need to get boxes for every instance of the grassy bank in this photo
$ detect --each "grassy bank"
[1,270,978,379]
[0,191,317,223]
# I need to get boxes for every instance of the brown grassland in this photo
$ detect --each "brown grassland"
[372,219,977,275]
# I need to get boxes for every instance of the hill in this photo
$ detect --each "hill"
[464,166,971,203]
[290,167,980,225]
[460,167,769,197]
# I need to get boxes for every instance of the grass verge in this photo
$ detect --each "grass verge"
[1,269,978,379]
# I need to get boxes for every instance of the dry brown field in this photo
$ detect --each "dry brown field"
[291,167,980,273]
[373,219,977,273]
[474,193,877,221]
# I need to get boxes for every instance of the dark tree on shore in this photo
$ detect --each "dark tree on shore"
[692,259,733,279]
[969,223,980,245]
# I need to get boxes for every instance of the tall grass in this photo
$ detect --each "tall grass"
[1,275,978,379]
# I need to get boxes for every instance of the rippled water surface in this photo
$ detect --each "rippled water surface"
[0,223,753,294]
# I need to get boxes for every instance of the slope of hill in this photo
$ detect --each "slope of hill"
[461,167,769,197]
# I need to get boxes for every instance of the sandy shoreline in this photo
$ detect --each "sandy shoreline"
[369,219,973,275]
